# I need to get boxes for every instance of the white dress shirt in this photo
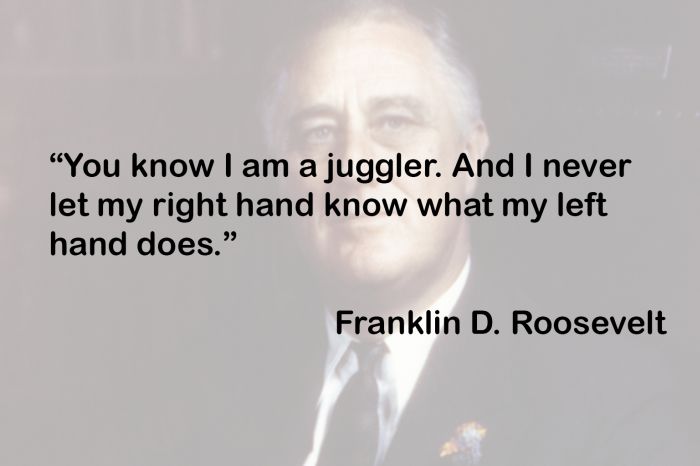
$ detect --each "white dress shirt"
[303,257,471,466]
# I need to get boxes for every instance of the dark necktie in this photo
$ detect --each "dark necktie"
[316,340,388,466]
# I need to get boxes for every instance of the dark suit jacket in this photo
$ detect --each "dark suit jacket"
[235,256,692,466]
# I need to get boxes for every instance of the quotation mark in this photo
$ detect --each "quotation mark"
[50,152,65,163]
[215,231,238,256]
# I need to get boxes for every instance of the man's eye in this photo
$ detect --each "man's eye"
[304,126,336,145]
[375,116,412,132]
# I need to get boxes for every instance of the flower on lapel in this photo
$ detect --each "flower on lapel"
[439,421,487,464]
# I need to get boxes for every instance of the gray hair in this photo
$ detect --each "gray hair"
[262,0,482,150]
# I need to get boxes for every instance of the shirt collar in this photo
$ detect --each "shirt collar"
[383,256,471,412]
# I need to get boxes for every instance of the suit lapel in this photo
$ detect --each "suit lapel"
[382,266,519,466]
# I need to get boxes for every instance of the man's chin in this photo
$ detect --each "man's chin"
[323,250,413,287]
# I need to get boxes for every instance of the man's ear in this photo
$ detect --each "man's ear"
[463,120,489,196]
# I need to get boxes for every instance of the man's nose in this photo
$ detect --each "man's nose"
[328,126,377,194]
[342,127,374,158]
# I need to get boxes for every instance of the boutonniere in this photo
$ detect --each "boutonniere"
[439,421,487,464]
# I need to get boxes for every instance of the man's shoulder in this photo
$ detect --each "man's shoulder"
[384,260,689,465]
[386,325,689,465]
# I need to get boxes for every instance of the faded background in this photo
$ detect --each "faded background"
[0,1,698,465]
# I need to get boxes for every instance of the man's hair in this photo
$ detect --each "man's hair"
[261,0,482,150]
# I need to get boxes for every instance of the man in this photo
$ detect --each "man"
[237,2,691,465]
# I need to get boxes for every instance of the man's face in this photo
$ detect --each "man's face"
[281,19,487,289]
